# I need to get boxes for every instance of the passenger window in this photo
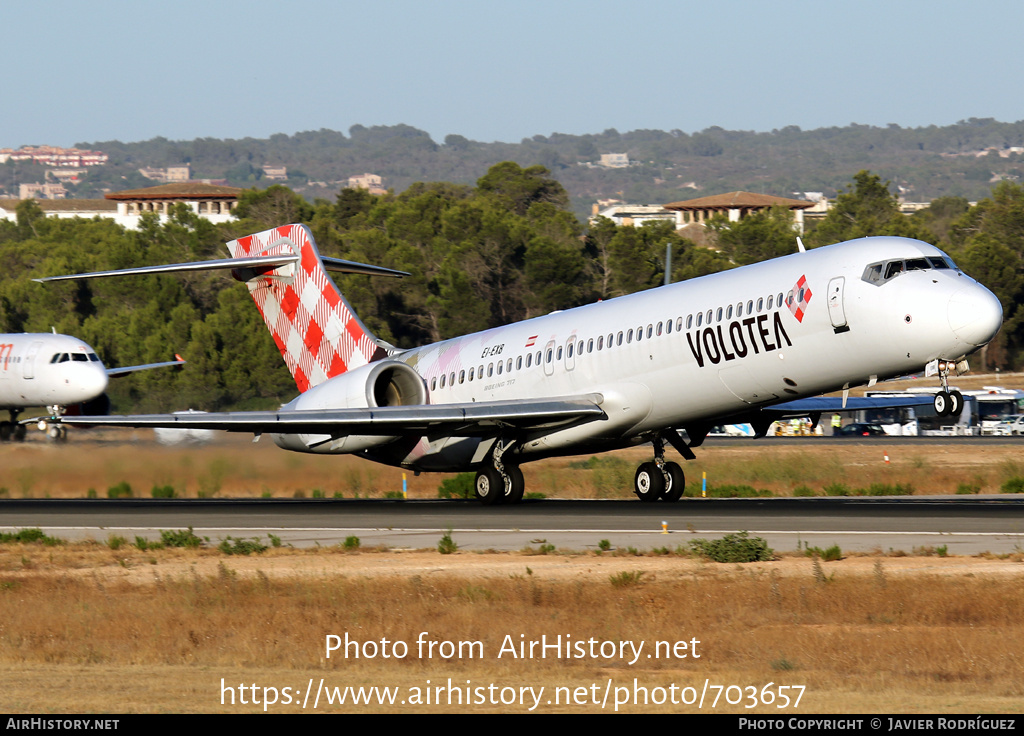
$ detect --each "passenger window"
[567,343,574,358]
[440,374,446,388]
[676,317,682,331]
[516,356,522,370]
[706,309,712,324]
[578,340,584,354]
[716,308,722,322]
[450,372,455,385]
[431,377,437,391]
[777,292,783,306]
[459,370,465,384]
[545,350,552,364]
[617,332,623,346]
[526,354,532,368]
[696,312,702,327]
[587,338,594,353]
[746,300,753,314]
[757,297,764,312]
[557,346,563,360]
[598,336,604,350]
[536,351,542,364]
[489,363,494,376]
[726,305,733,320]
[626,329,633,344]
[507,358,512,372]
[635,327,642,342]
[737,302,743,317]
[497,361,503,375]
[767,295,774,310]
[656,322,663,336]
[470,367,475,381]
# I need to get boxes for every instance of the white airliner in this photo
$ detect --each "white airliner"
[0,332,184,442]
[41,224,1002,502]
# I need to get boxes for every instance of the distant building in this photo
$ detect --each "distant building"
[591,203,681,228]
[139,164,191,183]
[0,182,241,229]
[0,145,107,167]
[663,191,815,234]
[263,164,288,181]
[166,164,191,182]
[347,173,386,194]
[18,182,67,200]
[599,153,629,168]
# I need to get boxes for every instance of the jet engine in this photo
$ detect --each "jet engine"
[271,360,427,454]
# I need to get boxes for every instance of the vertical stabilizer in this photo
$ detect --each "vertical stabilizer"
[227,224,386,392]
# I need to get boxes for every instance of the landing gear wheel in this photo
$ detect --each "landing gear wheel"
[47,425,67,443]
[12,424,26,442]
[475,467,505,506]
[933,391,950,417]
[634,462,665,502]
[0,423,10,442]
[948,390,964,417]
[660,462,686,502]
[503,466,525,504]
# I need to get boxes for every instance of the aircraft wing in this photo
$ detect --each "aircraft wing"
[57,395,606,436]
[106,355,186,378]
[766,396,936,414]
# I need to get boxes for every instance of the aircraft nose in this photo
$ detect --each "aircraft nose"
[948,284,1003,347]
[86,365,110,396]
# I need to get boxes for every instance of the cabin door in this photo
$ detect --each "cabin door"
[827,277,848,331]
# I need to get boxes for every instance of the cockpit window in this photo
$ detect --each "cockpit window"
[57,353,70,363]
[72,353,88,362]
[88,353,100,362]
[862,255,958,286]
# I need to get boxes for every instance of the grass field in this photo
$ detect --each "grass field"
[4,412,1024,713]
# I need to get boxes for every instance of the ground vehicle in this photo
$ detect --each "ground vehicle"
[835,422,887,436]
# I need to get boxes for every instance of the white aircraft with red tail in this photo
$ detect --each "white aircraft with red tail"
[40,224,1002,501]
[0,332,184,441]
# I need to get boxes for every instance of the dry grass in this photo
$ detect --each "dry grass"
[1,544,1024,712]
[3,429,1024,499]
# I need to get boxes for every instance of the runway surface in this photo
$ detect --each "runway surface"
[5,495,1024,555]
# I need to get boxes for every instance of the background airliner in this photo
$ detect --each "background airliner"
[42,224,1002,502]
[0,332,184,442]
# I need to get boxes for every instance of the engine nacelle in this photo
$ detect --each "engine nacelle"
[271,360,426,454]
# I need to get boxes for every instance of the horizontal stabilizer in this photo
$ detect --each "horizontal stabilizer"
[35,255,407,283]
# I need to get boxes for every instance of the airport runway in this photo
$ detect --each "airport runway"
[4,496,1024,555]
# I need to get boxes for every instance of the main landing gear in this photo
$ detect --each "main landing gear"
[0,410,26,442]
[932,361,964,418]
[475,438,524,505]
[634,435,686,502]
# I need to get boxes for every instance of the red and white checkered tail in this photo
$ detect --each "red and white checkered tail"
[227,224,387,393]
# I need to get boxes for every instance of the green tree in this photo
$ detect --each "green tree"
[711,205,802,265]
[808,170,931,246]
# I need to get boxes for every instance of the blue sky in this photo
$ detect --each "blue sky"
[6,0,1022,147]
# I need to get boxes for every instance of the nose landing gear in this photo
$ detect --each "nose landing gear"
[932,362,964,418]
